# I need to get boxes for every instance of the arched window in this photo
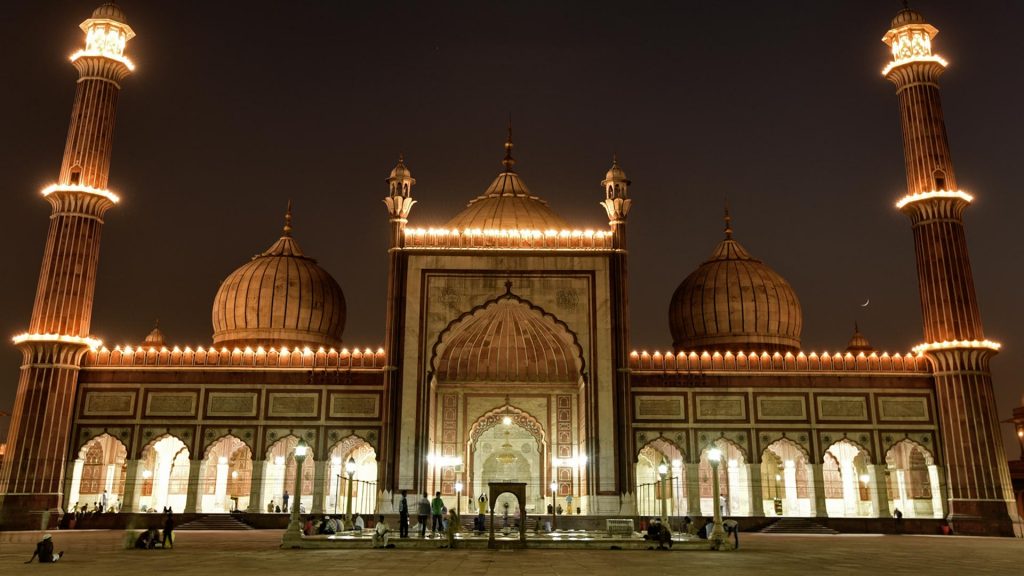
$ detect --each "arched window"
[933,169,946,190]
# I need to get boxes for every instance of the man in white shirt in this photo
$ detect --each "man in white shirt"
[372,516,390,548]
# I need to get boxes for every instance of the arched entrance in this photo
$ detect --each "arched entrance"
[428,286,586,515]
[823,439,873,517]
[635,437,686,518]
[487,481,528,548]
[138,434,190,513]
[760,438,811,516]
[67,433,127,512]
[262,436,315,513]
[699,439,749,516]
[199,435,252,512]
[885,439,942,518]
[325,435,378,515]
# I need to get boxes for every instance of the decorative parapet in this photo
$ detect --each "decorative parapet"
[403,227,614,250]
[84,345,386,370]
[629,349,929,373]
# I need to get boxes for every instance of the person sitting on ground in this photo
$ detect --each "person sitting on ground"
[267,500,275,513]
[372,515,390,548]
[697,519,711,540]
[134,528,160,549]
[25,534,63,563]
[354,513,366,532]
[656,520,673,549]
[318,515,335,535]
[680,515,693,535]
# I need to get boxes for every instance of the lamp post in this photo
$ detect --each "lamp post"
[707,447,729,550]
[345,457,357,521]
[282,439,308,547]
[550,481,558,530]
[455,481,463,514]
[657,459,669,524]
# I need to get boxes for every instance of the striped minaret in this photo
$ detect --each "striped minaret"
[883,6,1020,536]
[0,3,134,529]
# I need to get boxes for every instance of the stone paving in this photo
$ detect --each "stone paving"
[0,530,1021,575]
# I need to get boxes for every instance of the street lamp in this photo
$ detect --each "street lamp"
[706,447,729,550]
[550,481,558,530]
[657,459,669,523]
[282,439,308,547]
[455,481,464,514]
[345,456,357,522]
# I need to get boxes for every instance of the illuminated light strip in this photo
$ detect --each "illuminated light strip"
[895,190,972,209]
[13,333,102,350]
[912,340,1002,355]
[41,183,120,204]
[103,344,385,356]
[404,227,612,239]
[70,49,136,71]
[882,54,947,76]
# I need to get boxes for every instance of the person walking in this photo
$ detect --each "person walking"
[430,491,444,537]
[399,490,410,538]
[417,492,431,538]
[25,534,63,563]
[283,490,290,511]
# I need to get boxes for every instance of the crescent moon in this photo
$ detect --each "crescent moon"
[861,299,870,307]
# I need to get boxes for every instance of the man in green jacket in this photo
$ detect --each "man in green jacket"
[430,491,444,537]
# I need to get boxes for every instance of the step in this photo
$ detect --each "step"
[759,518,839,534]
[175,514,254,531]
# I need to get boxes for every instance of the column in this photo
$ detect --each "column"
[65,459,83,512]
[247,460,265,513]
[810,463,828,518]
[871,465,891,518]
[312,460,327,514]
[684,463,701,516]
[121,460,140,512]
[183,459,203,513]
[747,464,764,517]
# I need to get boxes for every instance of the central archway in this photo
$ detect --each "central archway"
[468,404,548,513]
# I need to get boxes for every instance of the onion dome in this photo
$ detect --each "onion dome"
[445,123,569,230]
[669,209,802,354]
[141,320,165,348]
[845,323,874,354]
[211,205,346,350]
[92,2,128,23]
[890,6,926,29]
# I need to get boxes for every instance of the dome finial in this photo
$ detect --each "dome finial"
[283,200,293,237]
[724,199,733,240]
[502,114,516,172]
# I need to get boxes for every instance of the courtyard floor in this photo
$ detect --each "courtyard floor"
[0,529,1021,575]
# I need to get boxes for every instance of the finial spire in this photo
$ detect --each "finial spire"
[724,199,733,239]
[502,114,516,172]
[283,200,293,237]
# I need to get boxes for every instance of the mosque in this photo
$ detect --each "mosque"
[0,3,1019,536]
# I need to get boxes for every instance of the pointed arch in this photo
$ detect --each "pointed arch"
[468,404,547,447]
[429,287,586,384]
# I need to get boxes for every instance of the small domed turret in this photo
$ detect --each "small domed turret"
[92,2,128,23]
[845,323,874,354]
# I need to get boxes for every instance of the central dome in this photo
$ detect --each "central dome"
[445,127,569,230]
[669,214,802,354]
[212,209,346,350]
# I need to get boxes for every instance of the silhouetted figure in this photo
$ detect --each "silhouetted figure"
[163,510,175,548]
[399,490,410,538]
[25,534,63,563]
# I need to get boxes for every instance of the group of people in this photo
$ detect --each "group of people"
[133,508,175,549]
[70,490,120,515]
[644,516,741,549]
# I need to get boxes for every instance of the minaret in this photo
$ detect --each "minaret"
[883,5,1019,536]
[600,155,632,250]
[381,155,415,499]
[599,156,635,504]
[0,3,134,528]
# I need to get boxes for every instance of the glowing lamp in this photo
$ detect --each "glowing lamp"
[550,481,558,492]
[345,456,357,477]
[657,462,669,477]
[141,470,152,479]
[671,459,682,469]
[294,442,308,458]
[218,456,228,465]
[707,448,722,463]
[859,474,871,484]
[454,481,463,493]
[502,416,513,426]
[332,456,342,466]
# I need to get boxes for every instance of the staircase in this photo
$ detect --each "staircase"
[759,518,838,535]
[175,514,254,531]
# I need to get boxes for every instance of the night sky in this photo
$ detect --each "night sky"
[1,1,1021,456]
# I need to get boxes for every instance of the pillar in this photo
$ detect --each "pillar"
[747,464,764,517]
[312,460,327,514]
[121,460,140,512]
[183,460,202,513]
[684,463,701,516]
[871,465,891,518]
[247,460,265,513]
[810,463,828,518]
